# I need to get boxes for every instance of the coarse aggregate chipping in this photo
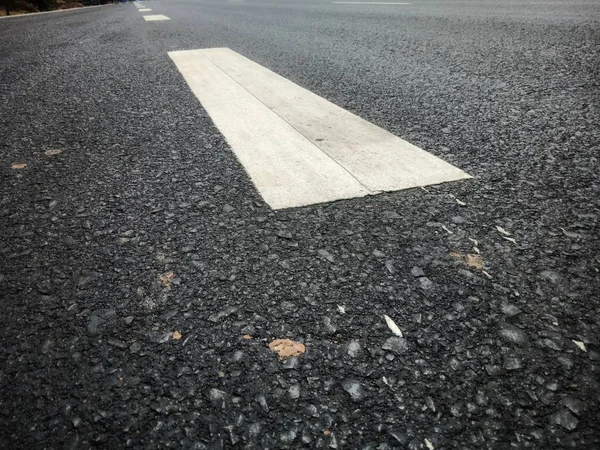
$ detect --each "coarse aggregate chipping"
[1,0,599,448]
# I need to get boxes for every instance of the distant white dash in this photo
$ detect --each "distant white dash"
[332,2,412,4]
[139,8,152,12]
[168,48,470,210]
[143,15,170,21]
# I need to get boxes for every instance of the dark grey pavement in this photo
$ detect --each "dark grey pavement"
[1,1,599,448]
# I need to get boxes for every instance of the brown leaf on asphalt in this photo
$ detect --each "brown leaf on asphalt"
[465,254,484,270]
[449,251,462,260]
[159,271,175,289]
[45,149,63,156]
[268,339,306,359]
[172,331,182,340]
[11,163,27,169]
[450,252,485,270]
[242,335,253,340]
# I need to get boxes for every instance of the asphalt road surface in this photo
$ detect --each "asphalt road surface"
[1,0,599,448]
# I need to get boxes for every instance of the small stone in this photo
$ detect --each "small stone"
[129,342,141,354]
[148,331,172,344]
[209,389,227,409]
[323,317,337,334]
[485,364,502,376]
[542,338,562,351]
[241,324,256,335]
[540,270,561,284]
[108,338,127,349]
[498,324,529,345]
[87,309,116,336]
[425,396,436,412]
[223,204,235,213]
[280,426,298,444]
[318,249,335,262]
[382,337,408,354]
[382,210,400,219]
[563,396,585,415]
[283,356,301,370]
[347,340,361,358]
[289,384,300,399]
[276,230,293,240]
[385,260,396,274]
[342,379,365,402]
[551,409,578,430]
[501,303,521,317]
[208,306,236,323]
[256,394,269,412]
[503,356,523,370]
[419,277,434,290]
[411,266,425,278]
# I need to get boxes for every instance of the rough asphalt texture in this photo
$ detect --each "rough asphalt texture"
[1,0,599,448]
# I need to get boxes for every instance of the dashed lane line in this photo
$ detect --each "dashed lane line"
[332,2,412,4]
[143,14,170,21]
[169,48,470,209]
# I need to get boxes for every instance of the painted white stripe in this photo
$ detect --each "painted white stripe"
[143,14,170,21]
[169,51,368,209]
[332,2,412,4]
[169,48,470,209]
[139,8,152,11]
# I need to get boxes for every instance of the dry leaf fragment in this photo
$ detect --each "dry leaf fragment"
[11,163,27,169]
[465,254,485,270]
[159,271,175,289]
[482,270,493,279]
[384,315,403,337]
[449,251,462,260]
[323,429,331,436]
[172,331,182,340]
[242,334,253,340]
[45,149,63,156]
[572,340,587,352]
[502,236,517,244]
[269,339,306,359]
[560,228,581,239]
[425,438,435,450]
[496,226,511,236]
[441,225,454,235]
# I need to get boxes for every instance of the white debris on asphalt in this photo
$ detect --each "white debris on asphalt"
[384,315,403,337]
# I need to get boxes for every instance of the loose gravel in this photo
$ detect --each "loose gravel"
[1,1,599,448]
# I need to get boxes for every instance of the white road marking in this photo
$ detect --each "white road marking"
[332,2,412,4]
[143,14,170,21]
[169,50,368,209]
[139,8,152,12]
[169,48,470,209]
